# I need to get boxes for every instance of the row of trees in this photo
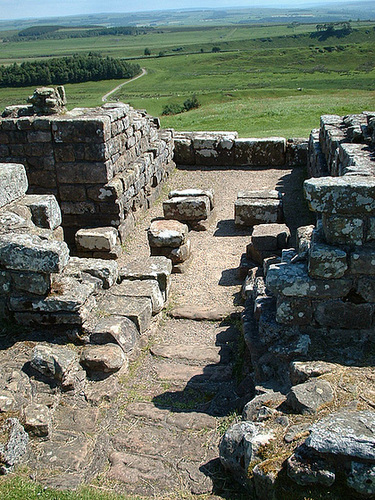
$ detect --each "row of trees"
[0,53,141,87]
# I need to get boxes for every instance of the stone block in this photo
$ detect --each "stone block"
[234,138,286,166]
[315,300,373,329]
[276,297,313,325]
[168,188,215,210]
[96,294,152,333]
[234,198,283,226]
[308,240,348,279]
[304,176,375,215]
[357,277,375,302]
[151,239,191,265]
[366,217,375,242]
[75,227,118,252]
[64,256,118,289]
[251,223,290,251]
[119,256,172,300]
[23,403,51,437]
[55,161,113,184]
[22,194,62,230]
[163,196,210,222]
[286,138,308,167]
[0,163,28,208]
[112,279,164,315]
[286,380,334,415]
[147,219,188,248]
[89,315,139,353]
[173,137,195,165]
[11,271,51,296]
[80,344,126,373]
[296,225,314,258]
[0,418,29,474]
[0,234,69,273]
[350,247,375,275]
[322,214,364,246]
[266,262,353,298]
[246,242,279,265]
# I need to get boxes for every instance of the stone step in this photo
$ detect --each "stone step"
[96,294,152,333]
[150,343,228,365]
[153,360,232,385]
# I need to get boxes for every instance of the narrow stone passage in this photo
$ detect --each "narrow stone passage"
[102,164,309,498]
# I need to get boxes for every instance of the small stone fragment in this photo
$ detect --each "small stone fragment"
[287,445,335,486]
[286,379,334,415]
[23,403,51,438]
[80,344,126,373]
[148,219,188,248]
[90,315,139,353]
[0,418,29,474]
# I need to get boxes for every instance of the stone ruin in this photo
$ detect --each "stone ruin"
[0,87,374,499]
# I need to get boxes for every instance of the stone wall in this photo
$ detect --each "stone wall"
[174,131,308,167]
[0,101,174,246]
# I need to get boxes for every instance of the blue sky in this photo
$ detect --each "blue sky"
[0,0,367,21]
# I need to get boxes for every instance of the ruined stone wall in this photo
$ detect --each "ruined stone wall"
[174,132,308,167]
[0,102,174,246]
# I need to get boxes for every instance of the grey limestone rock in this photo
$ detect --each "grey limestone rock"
[0,233,69,273]
[163,195,211,222]
[306,410,375,461]
[96,294,152,333]
[0,163,28,209]
[242,391,286,421]
[0,418,29,474]
[287,445,336,486]
[30,344,80,388]
[90,315,139,353]
[286,379,334,415]
[64,256,118,289]
[346,461,375,498]
[22,194,62,230]
[235,198,283,227]
[168,188,215,210]
[308,240,348,279]
[147,219,188,248]
[111,279,164,315]
[80,344,126,373]
[75,227,118,252]
[289,360,337,385]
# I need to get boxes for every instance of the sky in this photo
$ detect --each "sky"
[0,0,368,21]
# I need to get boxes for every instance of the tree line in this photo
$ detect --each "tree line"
[0,53,141,87]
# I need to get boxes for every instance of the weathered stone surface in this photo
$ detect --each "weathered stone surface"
[80,344,126,373]
[357,276,375,302]
[147,219,188,248]
[315,300,373,329]
[151,239,191,265]
[276,296,312,325]
[0,163,28,209]
[308,240,348,279]
[108,451,172,485]
[322,213,364,246]
[234,137,286,166]
[23,403,51,437]
[235,196,283,227]
[242,391,286,421]
[0,394,16,412]
[304,175,375,215]
[0,418,29,474]
[289,361,337,385]
[350,247,375,275]
[75,227,118,252]
[287,445,335,486]
[89,315,139,353]
[346,461,375,498]
[30,344,80,386]
[22,194,62,230]
[296,225,314,258]
[11,271,51,296]
[119,256,172,299]
[237,189,281,200]
[64,256,118,289]
[286,379,334,415]
[112,279,164,314]
[151,344,221,365]
[219,421,275,481]
[0,233,69,273]
[306,410,375,460]
[163,196,210,222]
[96,294,152,333]
[169,305,231,321]
[266,262,353,298]
[168,188,215,209]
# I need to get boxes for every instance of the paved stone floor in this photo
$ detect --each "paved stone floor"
[0,164,312,499]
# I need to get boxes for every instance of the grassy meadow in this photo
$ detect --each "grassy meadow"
[0,21,374,137]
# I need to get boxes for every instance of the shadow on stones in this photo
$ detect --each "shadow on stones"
[0,322,77,351]
[214,219,252,238]
[199,458,249,500]
[219,268,243,287]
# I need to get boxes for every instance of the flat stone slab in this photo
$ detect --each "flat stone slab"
[147,219,188,248]
[153,360,232,384]
[168,189,215,210]
[235,198,283,227]
[169,306,232,321]
[237,190,281,200]
[22,194,62,230]
[0,233,69,273]
[0,163,28,209]
[119,256,172,299]
[112,279,164,315]
[163,196,211,222]
[289,361,338,385]
[306,410,375,461]
[150,344,221,364]
[286,379,334,415]
[64,256,118,289]
[251,223,291,251]
[97,294,152,333]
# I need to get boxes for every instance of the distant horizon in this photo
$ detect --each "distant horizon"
[0,0,371,22]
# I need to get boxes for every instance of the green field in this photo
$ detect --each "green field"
[0,21,374,137]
